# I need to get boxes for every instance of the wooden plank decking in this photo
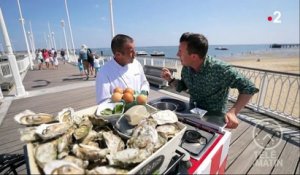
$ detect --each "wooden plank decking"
[0,61,299,174]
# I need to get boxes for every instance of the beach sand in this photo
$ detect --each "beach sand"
[224,49,300,74]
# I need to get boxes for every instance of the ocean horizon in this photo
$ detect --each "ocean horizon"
[91,44,294,59]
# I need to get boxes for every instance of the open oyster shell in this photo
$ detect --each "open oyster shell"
[43,160,85,175]
[14,110,55,126]
[35,123,72,140]
[35,141,57,168]
[151,110,178,125]
[87,166,128,174]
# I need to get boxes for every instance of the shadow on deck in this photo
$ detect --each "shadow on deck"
[0,60,299,174]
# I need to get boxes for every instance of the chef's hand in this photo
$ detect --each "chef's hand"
[225,111,239,129]
[161,68,172,81]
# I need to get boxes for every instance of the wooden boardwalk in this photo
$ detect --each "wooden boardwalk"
[0,61,299,174]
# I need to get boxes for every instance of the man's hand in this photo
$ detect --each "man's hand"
[161,68,172,81]
[225,111,239,129]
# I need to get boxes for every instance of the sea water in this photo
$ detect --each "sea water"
[91,44,273,59]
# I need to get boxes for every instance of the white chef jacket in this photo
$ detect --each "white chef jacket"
[96,58,150,104]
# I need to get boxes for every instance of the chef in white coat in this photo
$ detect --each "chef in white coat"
[96,34,150,104]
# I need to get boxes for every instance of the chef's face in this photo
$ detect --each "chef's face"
[117,42,136,65]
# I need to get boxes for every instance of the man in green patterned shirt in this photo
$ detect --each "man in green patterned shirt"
[161,32,259,129]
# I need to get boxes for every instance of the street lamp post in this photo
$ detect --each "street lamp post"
[60,20,70,62]
[29,21,36,53]
[0,8,26,97]
[27,31,35,59]
[64,0,76,56]
[48,22,53,49]
[51,32,57,50]
[16,0,33,70]
[109,0,115,39]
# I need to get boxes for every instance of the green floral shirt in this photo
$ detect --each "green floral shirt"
[176,56,259,112]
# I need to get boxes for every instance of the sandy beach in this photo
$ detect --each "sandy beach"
[224,48,299,74]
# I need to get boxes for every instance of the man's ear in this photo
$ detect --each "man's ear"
[191,53,199,61]
[115,52,122,58]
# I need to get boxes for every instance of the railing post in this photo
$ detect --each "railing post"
[0,86,3,100]
[143,57,146,66]
[256,72,268,112]
[0,8,26,97]
[151,58,153,66]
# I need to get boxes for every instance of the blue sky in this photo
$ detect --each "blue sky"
[0,0,299,51]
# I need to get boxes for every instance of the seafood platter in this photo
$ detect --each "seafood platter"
[15,89,187,174]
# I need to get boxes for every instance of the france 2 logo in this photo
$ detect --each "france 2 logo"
[267,11,282,23]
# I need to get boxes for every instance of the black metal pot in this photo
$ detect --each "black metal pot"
[151,102,177,111]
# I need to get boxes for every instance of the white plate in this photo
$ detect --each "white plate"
[95,102,124,121]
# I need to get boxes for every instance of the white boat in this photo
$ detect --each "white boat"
[135,51,148,56]
[150,51,165,57]
[215,47,228,50]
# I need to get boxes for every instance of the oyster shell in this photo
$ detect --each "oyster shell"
[63,155,89,168]
[81,130,102,145]
[73,116,92,140]
[72,144,110,161]
[35,141,57,168]
[102,131,125,154]
[43,160,85,175]
[56,108,75,123]
[127,118,158,151]
[107,148,151,165]
[57,126,76,159]
[87,166,128,174]
[19,127,38,142]
[14,110,55,126]
[35,123,72,140]
[156,123,180,138]
[151,110,178,125]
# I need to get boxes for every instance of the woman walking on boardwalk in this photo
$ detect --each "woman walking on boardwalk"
[42,49,50,69]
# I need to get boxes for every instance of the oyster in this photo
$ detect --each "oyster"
[72,144,110,161]
[154,133,168,151]
[35,123,72,140]
[87,166,128,174]
[57,126,76,159]
[88,114,108,127]
[63,155,89,168]
[56,108,75,123]
[127,118,158,151]
[81,130,102,145]
[35,141,57,168]
[14,110,55,126]
[43,160,85,175]
[19,127,38,142]
[156,123,180,138]
[107,148,151,165]
[102,131,125,154]
[151,110,178,125]
[73,116,92,140]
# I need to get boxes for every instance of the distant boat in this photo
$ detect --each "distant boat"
[136,51,148,56]
[150,51,165,57]
[215,47,228,50]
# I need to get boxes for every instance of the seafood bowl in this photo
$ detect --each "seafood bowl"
[21,105,187,174]
[95,102,125,122]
